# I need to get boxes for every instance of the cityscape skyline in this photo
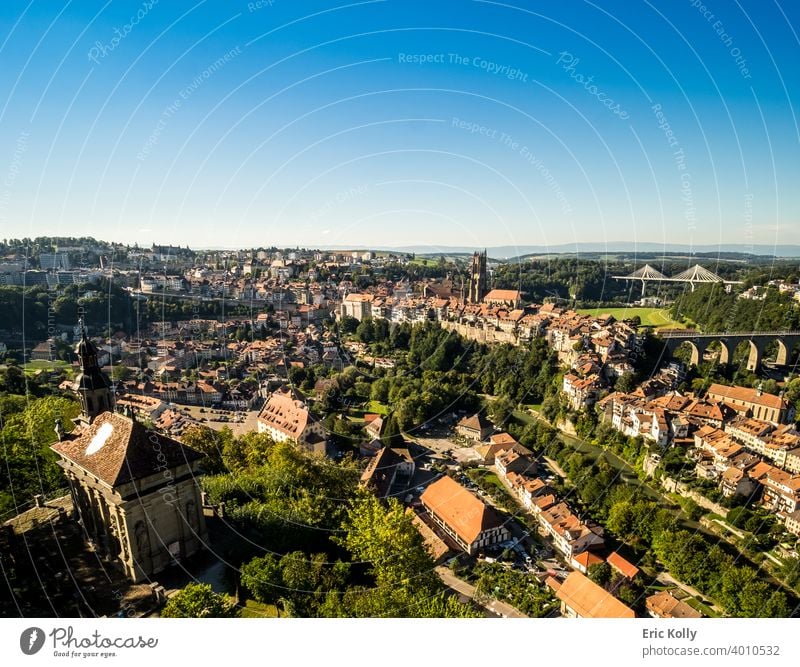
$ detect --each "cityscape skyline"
[0,1,797,249]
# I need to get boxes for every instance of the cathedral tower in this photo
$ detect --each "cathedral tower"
[467,250,487,303]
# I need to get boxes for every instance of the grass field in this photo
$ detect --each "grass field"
[23,359,71,375]
[576,307,689,329]
[408,257,439,267]
[240,600,279,618]
[364,400,390,415]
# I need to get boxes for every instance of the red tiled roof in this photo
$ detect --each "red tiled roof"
[606,552,640,579]
[708,383,786,411]
[421,476,502,546]
[50,412,202,487]
[555,571,635,618]
[646,591,702,619]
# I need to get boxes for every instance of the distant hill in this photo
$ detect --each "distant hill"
[318,242,800,259]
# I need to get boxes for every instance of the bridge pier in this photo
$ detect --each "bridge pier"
[746,340,762,373]
[775,336,800,367]
[661,331,800,374]
[718,339,732,366]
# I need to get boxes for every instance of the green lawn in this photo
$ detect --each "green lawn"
[682,595,720,618]
[467,469,506,494]
[408,257,439,267]
[576,307,689,329]
[24,359,70,369]
[239,599,280,618]
[23,359,71,376]
[364,400,390,415]
[512,409,536,426]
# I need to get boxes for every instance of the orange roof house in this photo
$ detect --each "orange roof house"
[570,550,604,574]
[646,591,702,619]
[606,552,640,580]
[555,571,635,618]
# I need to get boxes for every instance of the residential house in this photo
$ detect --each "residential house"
[645,591,702,619]
[495,445,537,478]
[570,550,604,574]
[562,373,601,411]
[340,293,373,321]
[257,386,327,456]
[365,415,386,441]
[538,502,605,559]
[719,466,758,499]
[606,552,639,580]
[552,571,635,618]
[474,432,518,464]
[456,413,493,441]
[360,447,411,499]
[785,510,800,537]
[760,468,800,517]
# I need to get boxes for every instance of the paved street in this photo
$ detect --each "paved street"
[435,566,527,618]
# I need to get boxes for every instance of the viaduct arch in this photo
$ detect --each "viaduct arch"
[660,331,800,373]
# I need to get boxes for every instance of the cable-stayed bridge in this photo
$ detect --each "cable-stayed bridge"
[612,263,743,295]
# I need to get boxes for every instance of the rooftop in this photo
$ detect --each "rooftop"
[420,476,502,546]
[555,571,635,618]
[50,411,202,487]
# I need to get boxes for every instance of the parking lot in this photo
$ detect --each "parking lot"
[177,405,260,436]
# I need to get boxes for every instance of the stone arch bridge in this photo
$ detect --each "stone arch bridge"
[660,330,800,372]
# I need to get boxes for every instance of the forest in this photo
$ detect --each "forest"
[670,283,800,332]
[195,430,478,618]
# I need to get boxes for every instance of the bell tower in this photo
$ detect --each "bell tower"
[467,250,487,303]
[73,319,114,423]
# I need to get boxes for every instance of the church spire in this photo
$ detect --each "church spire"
[73,319,114,422]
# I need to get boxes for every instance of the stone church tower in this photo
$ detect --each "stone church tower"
[467,250,487,303]
[72,320,114,422]
[50,322,208,583]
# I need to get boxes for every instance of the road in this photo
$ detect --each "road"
[543,456,567,479]
[435,566,527,618]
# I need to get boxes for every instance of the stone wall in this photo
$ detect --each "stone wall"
[440,321,519,346]
[660,476,728,516]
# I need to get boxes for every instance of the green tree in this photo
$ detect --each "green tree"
[488,396,515,428]
[588,562,612,586]
[335,492,477,617]
[380,413,404,448]
[240,554,282,604]
[614,372,637,394]
[161,583,239,618]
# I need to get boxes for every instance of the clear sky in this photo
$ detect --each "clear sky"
[0,0,798,252]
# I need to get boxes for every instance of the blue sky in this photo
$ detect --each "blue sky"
[0,0,797,251]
